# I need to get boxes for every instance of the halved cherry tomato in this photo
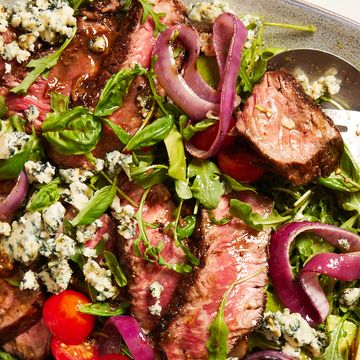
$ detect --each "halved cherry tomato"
[95,355,129,360]
[217,146,265,183]
[43,290,95,345]
[51,338,98,360]
[191,117,236,151]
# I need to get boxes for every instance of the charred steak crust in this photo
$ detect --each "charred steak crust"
[160,193,272,360]
[236,70,343,185]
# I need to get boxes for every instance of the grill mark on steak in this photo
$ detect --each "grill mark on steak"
[116,183,187,332]
[0,279,43,342]
[159,192,271,359]
[2,318,52,360]
[236,70,343,185]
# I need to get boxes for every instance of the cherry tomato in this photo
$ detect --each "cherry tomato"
[43,290,95,345]
[217,146,265,183]
[95,355,129,360]
[191,118,236,151]
[51,338,98,360]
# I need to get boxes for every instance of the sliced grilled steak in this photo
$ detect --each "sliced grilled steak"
[2,318,51,360]
[0,279,43,342]
[236,70,343,185]
[117,183,187,332]
[160,192,271,359]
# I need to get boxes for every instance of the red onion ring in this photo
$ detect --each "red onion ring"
[269,221,360,325]
[185,13,247,158]
[245,350,296,360]
[0,171,29,222]
[100,315,154,360]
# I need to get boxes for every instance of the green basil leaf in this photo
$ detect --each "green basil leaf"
[126,115,174,150]
[175,179,193,200]
[188,159,225,210]
[28,178,61,212]
[0,350,18,360]
[176,215,196,239]
[206,294,229,360]
[223,174,256,193]
[196,56,219,89]
[182,118,218,141]
[0,96,8,118]
[71,181,117,226]
[342,192,360,216]
[102,118,131,145]
[9,115,26,132]
[51,92,69,114]
[104,250,127,287]
[95,66,146,117]
[78,301,130,317]
[42,106,102,155]
[131,162,168,189]
[11,28,76,94]
[0,149,30,180]
[164,125,186,180]
[230,199,291,231]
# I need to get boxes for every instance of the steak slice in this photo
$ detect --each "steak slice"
[236,70,343,185]
[2,318,52,360]
[0,279,43,342]
[160,192,271,359]
[117,183,187,332]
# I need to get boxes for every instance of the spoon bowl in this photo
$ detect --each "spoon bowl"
[267,48,360,110]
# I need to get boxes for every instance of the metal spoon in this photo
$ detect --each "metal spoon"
[268,48,360,163]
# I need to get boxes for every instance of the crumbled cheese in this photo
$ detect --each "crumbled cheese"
[42,201,65,234]
[148,301,162,316]
[59,168,94,184]
[4,62,11,74]
[111,197,136,240]
[42,234,76,258]
[1,212,44,264]
[0,131,30,159]
[89,35,107,53]
[149,281,164,300]
[25,160,55,184]
[0,6,8,33]
[1,40,31,63]
[20,270,39,291]
[0,221,11,236]
[105,150,132,178]
[340,288,360,308]
[188,0,232,24]
[61,181,92,210]
[38,257,72,293]
[337,238,350,251]
[294,68,342,100]
[83,259,119,301]
[94,158,105,172]
[76,219,103,244]
[82,247,97,258]
[259,309,327,358]
[24,104,40,122]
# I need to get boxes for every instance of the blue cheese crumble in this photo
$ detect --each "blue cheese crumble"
[76,219,103,244]
[148,281,164,316]
[105,151,132,178]
[61,181,92,210]
[340,288,360,308]
[38,258,72,293]
[25,161,56,184]
[42,201,65,235]
[59,168,94,184]
[42,234,76,259]
[24,105,40,122]
[188,0,232,24]
[111,197,136,240]
[83,259,119,301]
[20,270,40,291]
[0,221,11,236]
[0,132,30,159]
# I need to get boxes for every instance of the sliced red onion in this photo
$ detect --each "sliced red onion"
[269,221,360,325]
[185,13,247,158]
[100,315,154,360]
[245,350,296,360]
[153,25,219,120]
[0,171,29,222]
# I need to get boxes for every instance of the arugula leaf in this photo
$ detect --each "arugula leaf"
[126,114,174,150]
[71,181,117,226]
[42,107,102,155]
[342,192,360,215]
[28,178,61,212]
[95,66,146,117]
[230,199,291,231]
[131,162,168,189]
[324,314,349,360]
[176,215,196,239]
[102,118,131,145]
[0,96,8,118]
[208,211,232,225]
[104,250,127,287]
[164,125,186,180]
[138,0,166,36]
[50,92,69,114]
[175,179,193,200]
[9,115,26,132]
[78,301,130,317]
[188,159,225,210]
[196,56,220,89]
[11,28,76,94]
[223,174,256,193]
[182,118,218,141]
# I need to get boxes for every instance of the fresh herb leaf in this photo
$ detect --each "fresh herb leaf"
[50,92,69,114]
[11,28,76,94]
[0,148,30,180]
[230,199,291,230]
[196,56,219,89]
[176,215,196,239]
[71,181,117,226]
[188,159,225,210]
[102,118,131,145]
[0,350,18,360]
[78,301,130,317]
[342,192,360,216]
[223,174,256,193]
[126,114,174,150]
[182,118,218,141]
[164,125,186,180]
[175,179,193,200]
[131,162,168,189]
[95,66,146,117]
[28,178,61,212]
[104,250,127,287]
[0,96,8,118]
[42,106,102,155]
[9,115,26,132]
[138,0,166,36]
[208,211,232,225]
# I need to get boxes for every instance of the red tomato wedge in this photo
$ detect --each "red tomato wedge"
[217,146,265,183]
[43,290,96,345]
[51,338,99,360]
